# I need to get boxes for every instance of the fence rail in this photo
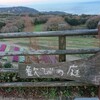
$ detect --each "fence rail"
[0,48,100,57]
[0,29,98,38]
[0,82,88,87]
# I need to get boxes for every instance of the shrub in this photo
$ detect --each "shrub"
[65,17,79,26]
[1,19,25,33]
[65,17,87,26]
[3,62,12,68]
[14,19,25,32]
[44,16,71,31]
[86,16,100,29]
[1,24,19,33]
[0,22,6,29]
[33,16,48,25]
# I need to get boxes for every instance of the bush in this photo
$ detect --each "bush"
[1,19,25,33]
[65,18,79,26]
[86,16,100,29]
[44,16,71,31]
[1,24,19,33]
[14,19,25,32]
[0,22,6,29]
[3,62,12,68]
[65,17,87,26]
[33,16,48,25]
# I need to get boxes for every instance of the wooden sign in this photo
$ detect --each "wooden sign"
[19,52,100,85]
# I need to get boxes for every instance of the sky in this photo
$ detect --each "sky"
[0,0,100,14]
[0,0,99,6]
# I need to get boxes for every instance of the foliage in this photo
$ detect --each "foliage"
[0,19,25,33]
[14,19,25,32]
[86,16,100,29]
[65,17,87,26]
[1,24,19,33]
[3,62,12,68]
[0,14,14,18]
[1,25,18,33]
[33,16,48,25]
[0,22,6,29]
[44,16,71,31]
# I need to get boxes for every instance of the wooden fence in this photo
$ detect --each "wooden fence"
[0,22,100,99]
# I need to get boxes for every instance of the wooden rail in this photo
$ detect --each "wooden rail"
[0,82,88,87]
[0,68,18,73]
[0,29,98,38]
[0,48,100,57]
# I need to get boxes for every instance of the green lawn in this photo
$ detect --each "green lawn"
[34,24,43,32]
[7,35,98,51]
[37,36,98,49]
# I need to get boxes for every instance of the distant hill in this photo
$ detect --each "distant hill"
[42,11,67,15]
[0,6,39,14]
[0,6,68,15]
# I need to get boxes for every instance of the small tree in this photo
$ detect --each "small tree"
[3,62,12,68]
[86,16,100,29]
[44,16,71,31]
[0,22,6,29]
[1,24,19,33]
[65,17,87,26]
[33,15,48,25]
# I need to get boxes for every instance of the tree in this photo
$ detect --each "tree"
[86,16,100,29]
[65,17,87,26]
[33,15,48,25]
[44,16,71,31]
[14,19,25,32]
[1,23,19,33]
[0,22,6,29]
[0,19,25,33]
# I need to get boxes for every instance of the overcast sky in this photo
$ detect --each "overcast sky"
[0,0,99,6]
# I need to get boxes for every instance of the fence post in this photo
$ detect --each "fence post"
[58,36,66,99]
[59,36,66,62]
[98,21,100,99]
[98,21,100,38]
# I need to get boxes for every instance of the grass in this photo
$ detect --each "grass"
[37,36,98,49]
[66,36,98,48]
[72,24,86,29]
[34,24,44,32]
[1,35,98,50]
[33,24,99,49]
[12,35,99,59]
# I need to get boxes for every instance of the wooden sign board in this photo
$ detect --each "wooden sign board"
[19,52,100,85]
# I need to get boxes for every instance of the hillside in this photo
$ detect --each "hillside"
[0,6,39,14]
[42,11,67,15]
